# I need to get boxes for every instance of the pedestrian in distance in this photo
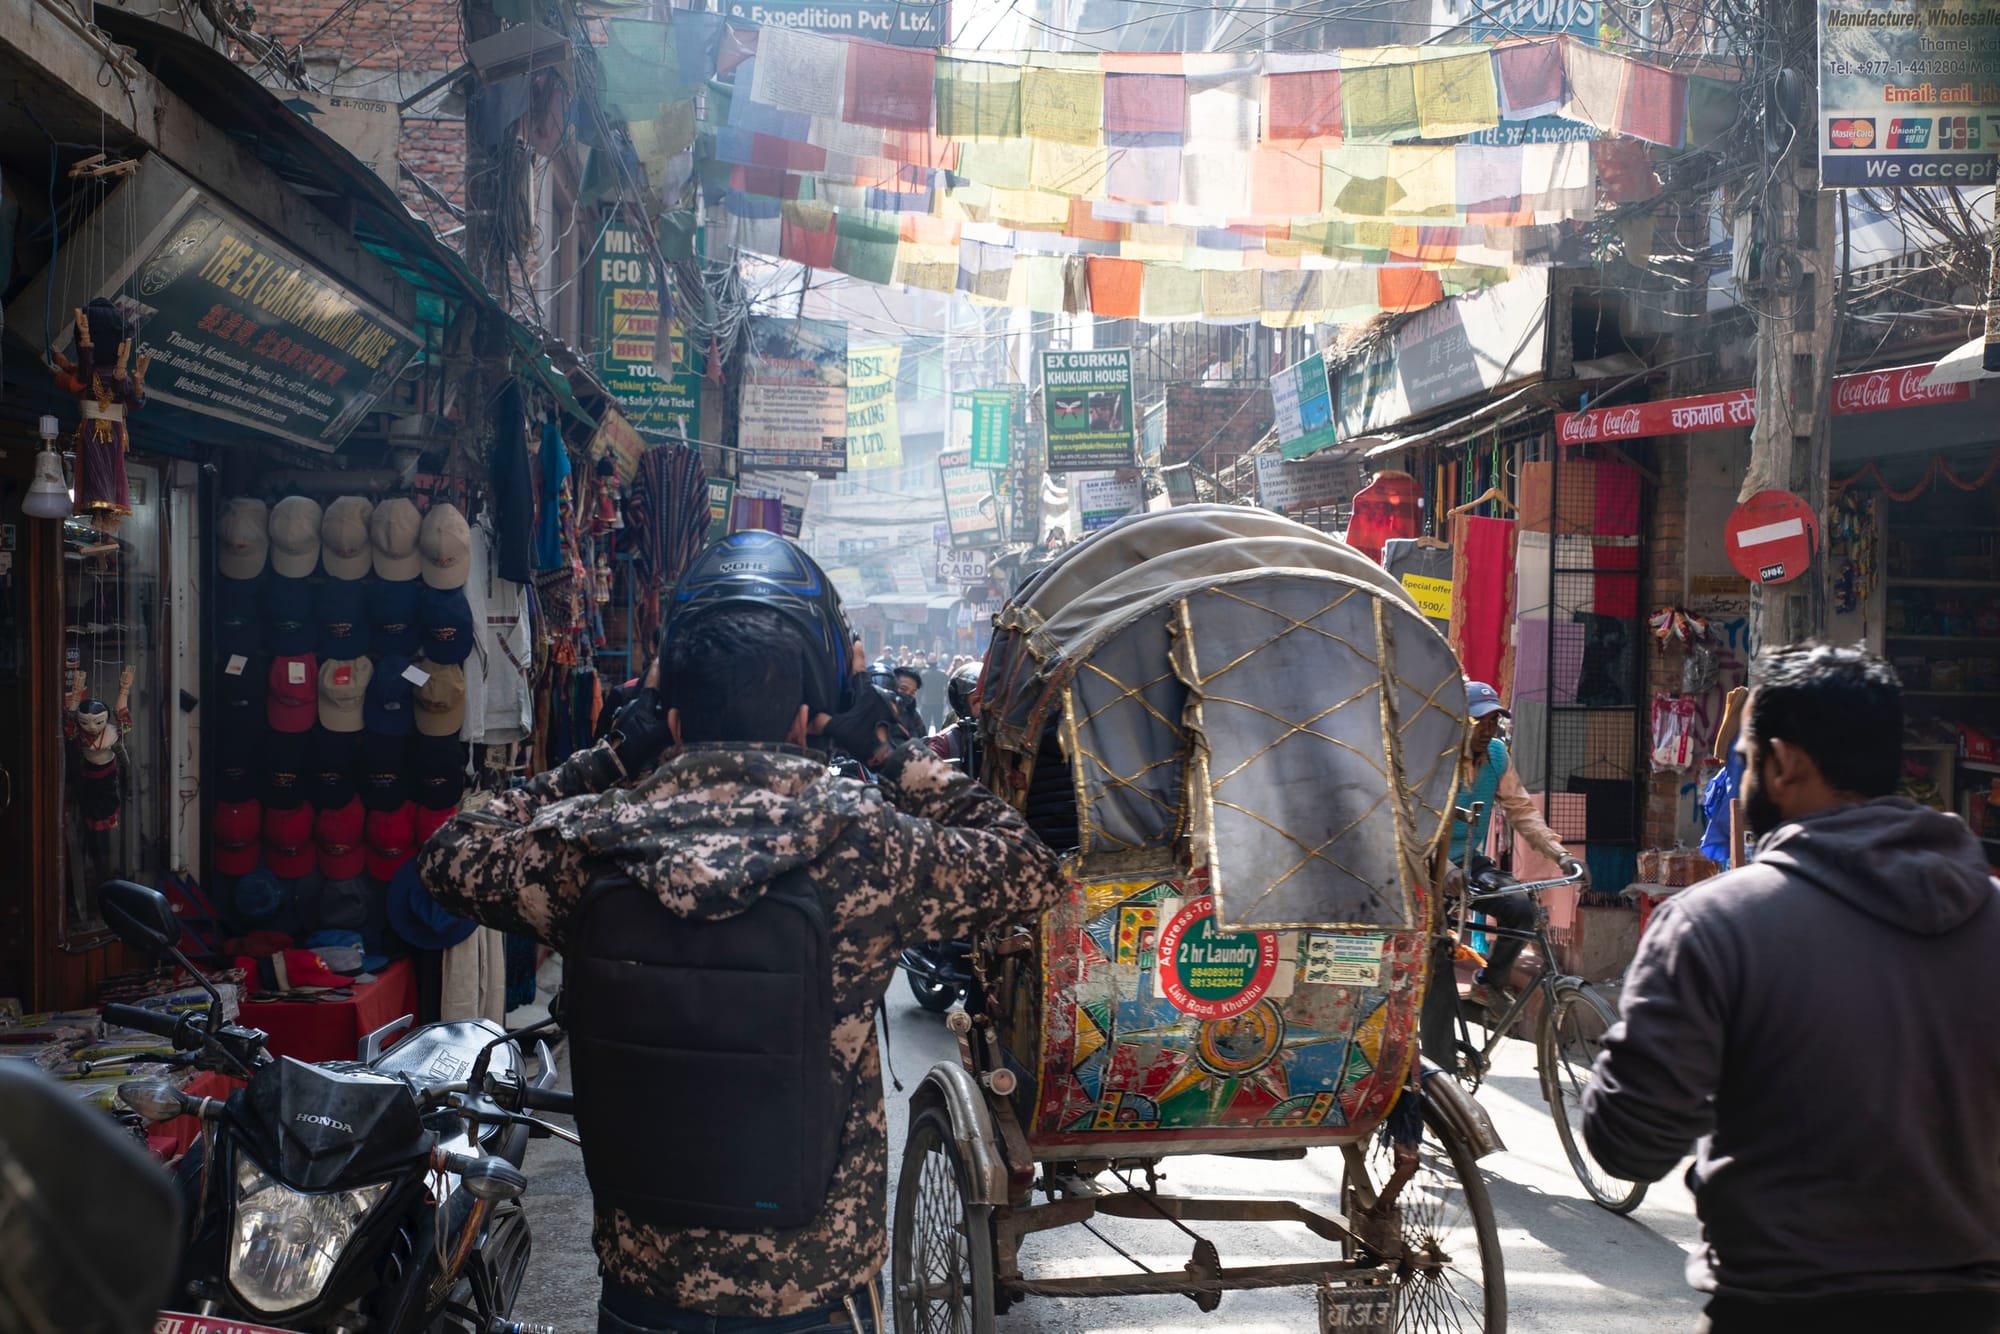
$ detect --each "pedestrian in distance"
[890,664,926,735]
[419,531,1067,1334]
[1584,643,2000,1334]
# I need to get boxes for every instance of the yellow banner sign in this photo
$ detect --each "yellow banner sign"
[846,344,902,471]
[1400,573,1453,623]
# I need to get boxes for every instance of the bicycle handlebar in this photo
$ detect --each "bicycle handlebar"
[1464,866,1588,901]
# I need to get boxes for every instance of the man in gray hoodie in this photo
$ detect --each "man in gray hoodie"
[1584,642,2000,1333]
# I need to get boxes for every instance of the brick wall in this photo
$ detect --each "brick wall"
[397,116,467,236]
[1642,440,1690,849]
[1163,384,1272,487]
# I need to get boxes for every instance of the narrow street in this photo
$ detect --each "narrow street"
[512,973,1701,1333]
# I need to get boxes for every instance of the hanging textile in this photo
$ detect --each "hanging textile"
[1343,470,1422,562]
[1452,513,1518,694]
[532,419,571,572]
[627,441,711,652]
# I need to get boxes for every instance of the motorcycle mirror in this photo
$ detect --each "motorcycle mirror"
[100,880,178,956]
[460,1156,528,1203]
[117,1079,191,1124]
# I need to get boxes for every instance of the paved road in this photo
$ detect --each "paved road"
[511,973,1704,1332]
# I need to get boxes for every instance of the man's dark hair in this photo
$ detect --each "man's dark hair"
[664,607,813,744]
[892,666,922,686]
[1746,642,1902,797]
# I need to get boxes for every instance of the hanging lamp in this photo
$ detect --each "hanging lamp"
[22,416,72,520]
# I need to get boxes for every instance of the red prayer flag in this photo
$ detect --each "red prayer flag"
[1103,72,1185,135]
[1265,70,1343,144]
[843,42,935,131]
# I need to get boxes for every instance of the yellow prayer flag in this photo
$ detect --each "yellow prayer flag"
[1029,139,1110,197]
[1202,270,1262,322]
[1413,52,1500,138]
[1140,264,1204,320]
[1021,66,1104,146]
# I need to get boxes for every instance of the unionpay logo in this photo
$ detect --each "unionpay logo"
[1829,118,1876,149]
[1889,118,1932,150]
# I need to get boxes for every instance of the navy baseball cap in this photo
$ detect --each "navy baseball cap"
[418,585,475,666]
[311,727,359,809]
[369,577,423,656]
[217,575,264,658]
[411,734,469,811]
[358,730,410,813]
[263,729,311,811]
[265,574,317,656]
[365,656,417,735]
[1465,681,1509,719]
[317,578,371,660]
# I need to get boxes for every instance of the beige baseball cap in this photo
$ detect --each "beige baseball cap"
[419,503,471,591]
[268,496,324,579]
[318,656,374,733]
[320,496,375,581]
[412,658,466,737]
[218,498,269,580]
[371,497,422,581]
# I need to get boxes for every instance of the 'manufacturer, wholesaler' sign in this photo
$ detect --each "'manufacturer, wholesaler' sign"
[1818,0,2000,186]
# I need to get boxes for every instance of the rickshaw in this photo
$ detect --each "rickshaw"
[891,506,1508,1332]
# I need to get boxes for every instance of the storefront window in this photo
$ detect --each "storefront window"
[58,463,165,948]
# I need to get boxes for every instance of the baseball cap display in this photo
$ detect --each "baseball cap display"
[386,860,477,951]
[239,948,346,993]
[231,868,291,926]
[214,748,261,805]
[364,802,419,882]
[411,734,468,810]
[267,654,319,733]
[370,498,422,581]
[265,574,316,656]
[213,798,263,876]
[357,731,409,812]
[412,660,466,738]
[369,576,422,656]
[216,660,267,741]
[1465,680,1509,720]
[264,803,317,879]
[310,728,359,809]
[419,503,471,590]
[364,655,416,735]
[218,498,271,580]
[317,877,372,932]
[268,496,324,579]
[319,496,375,581]
[317,579,370,660]
[318,657,372,733]
[263,730,311,811]
[669,530,854,716]
[417,585,474,665]
[217,574,263,658]
[314,798,367,881]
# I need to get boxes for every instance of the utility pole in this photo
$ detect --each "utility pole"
[1742,1,1839,652]
[460,0,508,471]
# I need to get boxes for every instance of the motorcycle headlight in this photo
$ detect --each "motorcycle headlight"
[228,1156,389,1313]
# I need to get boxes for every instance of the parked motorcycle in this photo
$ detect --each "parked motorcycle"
[97,880,573,1334]
[898,938,973,1013]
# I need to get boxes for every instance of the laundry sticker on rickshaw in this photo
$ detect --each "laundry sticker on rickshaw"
[1155,895,1282,1019]
[1302,933,1386,987]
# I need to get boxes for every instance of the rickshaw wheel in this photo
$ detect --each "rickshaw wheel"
[1339,1100,1506,1333]
[893,1108,997,1334]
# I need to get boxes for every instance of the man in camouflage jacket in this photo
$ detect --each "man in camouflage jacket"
[418,611,1065,1329]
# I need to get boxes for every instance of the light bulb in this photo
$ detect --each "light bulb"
[23,446,72,520]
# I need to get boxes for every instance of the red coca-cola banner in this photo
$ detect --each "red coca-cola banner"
[1555,363,1967,444]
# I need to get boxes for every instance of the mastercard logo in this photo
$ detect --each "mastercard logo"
[1829,118,1876,149]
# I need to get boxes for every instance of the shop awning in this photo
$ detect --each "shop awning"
[927,593,964,610]
[1923,337,2000,386]
[1361,382,1557,462]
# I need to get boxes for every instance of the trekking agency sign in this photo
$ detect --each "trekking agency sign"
[739,316,848,473]
[1041,348,1136,472]
[939,449,1002,548]
[595,225,702,437]
[1817,0,2000,186]
[723,0,947,46]
[1270,352,1338,461]
[846,344,901,470]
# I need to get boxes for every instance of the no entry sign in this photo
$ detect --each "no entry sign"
[1725,490,1819,585]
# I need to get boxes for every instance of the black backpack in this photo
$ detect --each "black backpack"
[563,867,841,1230]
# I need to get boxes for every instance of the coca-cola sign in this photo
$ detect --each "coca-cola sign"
[1829,365,1969,415]
[1554,364,1967,443]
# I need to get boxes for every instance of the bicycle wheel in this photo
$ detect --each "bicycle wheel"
[1341,1098,1507,1332]
[892,1107,997,1334]
[1538,982,1648,1215]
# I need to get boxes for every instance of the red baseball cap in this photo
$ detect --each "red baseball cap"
[314,797,367,881]
[236,948,347,992]
[365,802,418,882]
[414,804,456,845]
[214,798,262,876]
[263,802,318,879]
[268,654,320,733]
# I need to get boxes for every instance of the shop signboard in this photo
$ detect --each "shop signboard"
[723,0,946,47]
[956,388,1015,470]
[1076,473,1144,532]
[1334,272,1549,440]
[739,316,848,473]
[1163,463,1198,506]
[1041,349,1136,472]
[705,478,736,544]
[117,196,422,452]
[846,344,902,471]
[594,224,703,438]
[1270,352,1338,461]
[937,545,989,586]
[1817,0,2000,187]
[589,405,648,487]
[1556,366,1966,443]
[939,449,1003,548]
[1254,452,1359,512]
[738,470,815,539]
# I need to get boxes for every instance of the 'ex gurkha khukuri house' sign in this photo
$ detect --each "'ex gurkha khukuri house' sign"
[1041,348,1135,472]
[67,162,421,452]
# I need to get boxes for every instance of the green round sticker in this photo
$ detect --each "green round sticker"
[1157,896,1281,1020]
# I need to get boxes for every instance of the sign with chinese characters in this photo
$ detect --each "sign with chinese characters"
[1041,348,1136,472]
[125,199,421,451]
[594,224,703,438]
[739,316,848,473]
[1817,0,2000,187]
[1271,351,1339,461]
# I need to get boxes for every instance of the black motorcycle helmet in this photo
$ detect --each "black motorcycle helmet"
[666,530,854,716]
[947,661,981,721]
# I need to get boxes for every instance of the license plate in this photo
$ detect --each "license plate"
[1318,1282,1397,1333]
[155,1315,298,1334]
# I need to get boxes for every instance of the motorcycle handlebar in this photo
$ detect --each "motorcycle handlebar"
[515,1085,574,1115]
[101,1003,192,1046]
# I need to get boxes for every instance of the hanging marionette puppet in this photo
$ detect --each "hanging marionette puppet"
[65,666,134,926]
[48,299,149,536]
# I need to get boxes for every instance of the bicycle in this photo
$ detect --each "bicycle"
[1443,856,1649,1215]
